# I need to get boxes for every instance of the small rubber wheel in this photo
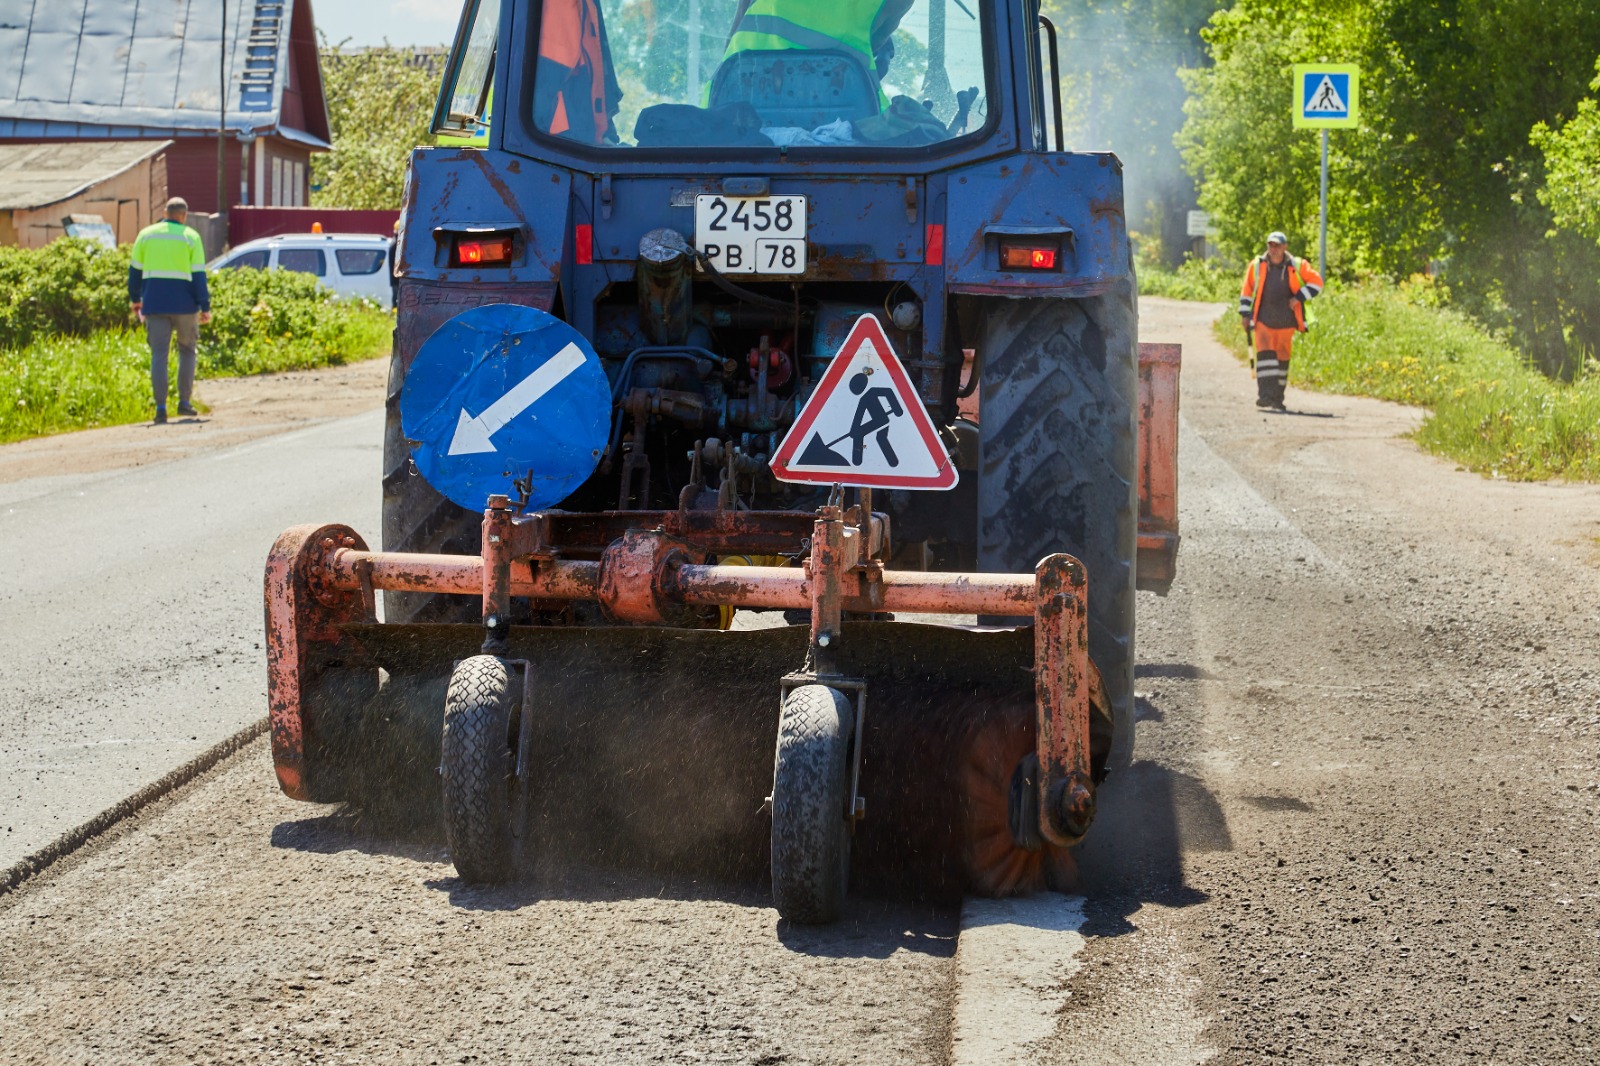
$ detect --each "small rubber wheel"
[441,655,520,883]
[770,684,854,924]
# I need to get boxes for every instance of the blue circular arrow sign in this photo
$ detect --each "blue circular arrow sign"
[400,304,611,512]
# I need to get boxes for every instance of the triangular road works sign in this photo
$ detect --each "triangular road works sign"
[771,313,957,489]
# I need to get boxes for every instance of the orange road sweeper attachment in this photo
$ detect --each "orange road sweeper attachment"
[262,343,1179,924]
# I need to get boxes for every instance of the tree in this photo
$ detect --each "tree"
[1175,0,1371,268]
[1045,0,1225,267]
[312,42,442,210]
[1359,0,1600,374]
[1533,57,1600,246]
[1177,0,1600,375]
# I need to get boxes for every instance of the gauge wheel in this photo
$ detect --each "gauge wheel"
[770,684,854,924]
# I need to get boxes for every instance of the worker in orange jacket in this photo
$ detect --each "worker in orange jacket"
[1239,231,1324,410]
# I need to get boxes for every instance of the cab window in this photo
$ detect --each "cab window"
[529,0,989,150]
[434,0,500,142]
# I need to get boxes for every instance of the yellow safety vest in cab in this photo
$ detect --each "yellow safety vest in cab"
[720,0,912,111]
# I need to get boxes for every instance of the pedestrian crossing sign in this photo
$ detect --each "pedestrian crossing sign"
[770,314,957,489]
[1293,64,1359,128]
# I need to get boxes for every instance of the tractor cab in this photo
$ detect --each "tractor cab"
[436,0,1024,155]
[264,0,1177,926]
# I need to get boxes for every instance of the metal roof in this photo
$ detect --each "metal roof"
[0,139,171,211]
[0,0,328,146]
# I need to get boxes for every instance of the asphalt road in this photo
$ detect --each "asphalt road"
[2,300,1598,1063]
[0,409,382,869]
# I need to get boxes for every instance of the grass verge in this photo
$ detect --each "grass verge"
[1213,280,1600,480]
[0,263,391,444]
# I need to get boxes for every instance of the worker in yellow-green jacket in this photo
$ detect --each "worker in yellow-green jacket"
[722,0,915,100]
[128,197,211,424]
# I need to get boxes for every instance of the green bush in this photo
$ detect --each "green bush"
[1213,281,1600,480]
[201,267,391,376]
[1139,258,1238,303]
[0,242,392,443]
[0,239,135,348]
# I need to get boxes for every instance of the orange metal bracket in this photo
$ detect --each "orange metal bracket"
[263,523,375,801]
[1137,342,1182,594]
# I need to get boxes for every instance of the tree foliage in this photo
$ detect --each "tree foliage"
[1044,0,1224,266]
[1178,0,1600,374]
[311,42,441,210]
[1532,58,1600,247]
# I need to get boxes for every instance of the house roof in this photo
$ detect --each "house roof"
[0,0,330,147]
[0,139,171,211]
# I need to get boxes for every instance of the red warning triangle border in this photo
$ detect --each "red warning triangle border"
[769,314,958,489]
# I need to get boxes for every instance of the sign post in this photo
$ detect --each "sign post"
[1292,63,1359,276]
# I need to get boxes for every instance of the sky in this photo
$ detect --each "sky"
[313,0,461,49]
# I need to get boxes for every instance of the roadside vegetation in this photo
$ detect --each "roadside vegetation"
[1211,281,1600,481]
[0,240,391,444]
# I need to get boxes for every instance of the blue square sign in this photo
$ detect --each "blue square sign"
[1293,64,1360,128]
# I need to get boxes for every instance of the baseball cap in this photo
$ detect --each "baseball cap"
[1266,231,1288,246]
[165,196,189,212]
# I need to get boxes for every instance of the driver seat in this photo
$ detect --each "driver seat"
[707,48,880,129]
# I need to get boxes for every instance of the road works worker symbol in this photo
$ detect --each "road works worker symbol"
[1292,64,1360,128]
[400,303,611,512]
[771,314,957,489]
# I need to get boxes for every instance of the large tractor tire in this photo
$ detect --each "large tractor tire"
[972,283,1139,773]
[441,655,522,883]
[382,353,481,624]
[770,685,855,924]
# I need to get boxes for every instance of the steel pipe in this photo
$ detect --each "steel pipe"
[323,550,1034,616]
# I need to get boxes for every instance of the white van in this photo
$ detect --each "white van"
[211,233,395,309]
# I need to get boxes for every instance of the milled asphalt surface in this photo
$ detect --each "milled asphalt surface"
[1,299,1598,1063]
[0,409,381,869]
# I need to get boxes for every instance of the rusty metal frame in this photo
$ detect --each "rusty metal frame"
[1137,341,1182,594]
[263,523,376,801]
[264,501,1098,846]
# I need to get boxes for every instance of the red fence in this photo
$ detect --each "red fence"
[228,207,400,246]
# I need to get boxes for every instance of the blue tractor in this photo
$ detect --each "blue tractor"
[264,0,1180,923]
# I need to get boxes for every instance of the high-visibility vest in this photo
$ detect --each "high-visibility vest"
[536,0,616,143]
[723,0,886,76]
[1239,254,1325,331]
[130,219,206,283]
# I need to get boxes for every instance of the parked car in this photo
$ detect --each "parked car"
[211,233,395,309]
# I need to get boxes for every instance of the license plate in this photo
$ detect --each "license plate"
[695,194,807,275]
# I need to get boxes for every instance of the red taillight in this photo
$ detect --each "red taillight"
[451,233,514,267]
[999,241,1059,271]
[575,224,594,265]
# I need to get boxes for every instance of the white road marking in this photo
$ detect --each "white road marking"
[950,894,1088,1065]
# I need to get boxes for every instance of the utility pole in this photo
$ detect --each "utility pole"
[217,0,227,220]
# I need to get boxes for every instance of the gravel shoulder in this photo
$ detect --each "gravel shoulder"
[1048,297,1600,1065]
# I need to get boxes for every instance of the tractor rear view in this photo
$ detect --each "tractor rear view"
[264,0,1180,923]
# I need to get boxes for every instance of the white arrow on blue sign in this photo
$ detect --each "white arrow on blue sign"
[400,304,611,512]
